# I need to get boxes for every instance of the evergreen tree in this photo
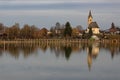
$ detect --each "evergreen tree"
[89,27,93,38]
[64,22,72,37]
[111,22,115,29]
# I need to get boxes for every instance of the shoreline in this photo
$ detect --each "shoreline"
[0,39,119,44]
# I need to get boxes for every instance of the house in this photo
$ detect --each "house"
[103,23,120,35]
[109,23,120,35]
[86,10,100,34]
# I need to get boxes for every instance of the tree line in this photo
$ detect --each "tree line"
[0,22,83,40]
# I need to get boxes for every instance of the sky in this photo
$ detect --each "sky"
[0,0,120,30]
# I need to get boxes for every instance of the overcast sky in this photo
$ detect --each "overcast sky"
[0,0,120,29]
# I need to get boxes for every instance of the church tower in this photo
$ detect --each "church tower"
[88,10,93,25]
[86,10,100,34]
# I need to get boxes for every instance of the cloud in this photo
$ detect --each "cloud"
[0,0,120,29]
[0,0,120,4]
[0,10,85,16]
[0,1,119,11]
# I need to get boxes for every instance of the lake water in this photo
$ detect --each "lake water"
[0,42,120,80]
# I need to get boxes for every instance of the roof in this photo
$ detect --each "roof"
[109,28,117,32]
[88,22,99,28]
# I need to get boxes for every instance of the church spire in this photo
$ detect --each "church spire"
[88,10,93,25]
[88,10,93,19]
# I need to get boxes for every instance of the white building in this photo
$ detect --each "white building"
[86,10,100,34]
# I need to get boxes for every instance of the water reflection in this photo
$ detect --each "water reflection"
[101,43,120,59]
[0,42,120,69]
[87,43,99,71]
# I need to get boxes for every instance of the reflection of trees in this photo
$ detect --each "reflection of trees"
[64,46,72,60]
[2,43,38,59]
[87,42,120,71]
[39,44,47,53]
[20,43,38,58]
[101,43,120,59]
[0,50,2,57]
[0,44,4,57]
[6,44,20,59]
[49,43,84,60]
[0,42,119,61]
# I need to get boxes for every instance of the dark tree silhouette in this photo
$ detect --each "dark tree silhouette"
[64,46,72,60]
[89,27,93,38]
[111,22,115,29]
[64,22,72,38]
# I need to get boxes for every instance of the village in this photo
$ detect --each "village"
[0,10,120,42]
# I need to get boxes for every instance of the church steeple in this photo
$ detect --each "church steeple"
[88,10,93,18]
[86,10,100,34]
[88,10,93,25]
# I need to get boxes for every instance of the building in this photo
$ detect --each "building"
[109,23,120,35]
[103,23,120,36]
[86,10,100,34]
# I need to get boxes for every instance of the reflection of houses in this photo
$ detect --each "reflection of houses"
[86,10,100,34]
[108,44,120,59]
[87,43,99,71]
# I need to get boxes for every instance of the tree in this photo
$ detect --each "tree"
[76,25,83,31]
[37,28,48,38]
[88,27,93,38]
[0,23,4,31]
[30,25,39,39]
[55,22,61,29]
[64,22,72,38]
[20,24,31,39]
[6,23,20,40]
[72,28,79,38]
[110,22,117,34]
[12,23,20,39]
[111,22,115,29]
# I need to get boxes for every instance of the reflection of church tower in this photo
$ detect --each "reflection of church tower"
[87,53,92,71]
[87,43,100,71]
[87,45,92,71]
[88,10,93,26]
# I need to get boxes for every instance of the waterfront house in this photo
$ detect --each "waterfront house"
[109,27,120,35]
